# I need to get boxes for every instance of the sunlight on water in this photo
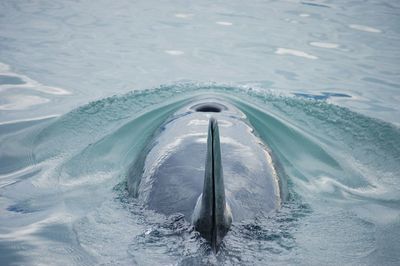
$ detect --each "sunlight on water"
[216,21,233,26]
[0,95,50,110]
[164,50,185,56]
[349,24,382,33]
[275,48,318,60]
[309,42,339,49]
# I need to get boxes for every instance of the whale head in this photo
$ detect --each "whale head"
[127,98,281,253]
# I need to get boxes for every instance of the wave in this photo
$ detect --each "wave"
[1,83,399,264]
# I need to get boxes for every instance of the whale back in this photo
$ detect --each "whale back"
[129,100,281,222]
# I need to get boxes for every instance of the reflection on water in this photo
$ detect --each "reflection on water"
[0,62,70,118]
[275,48,318,60]
[309,42,339,49]
[349,24,382,33]
[0,95,50,110]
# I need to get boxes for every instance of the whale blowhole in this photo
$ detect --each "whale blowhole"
[191,103,227,113]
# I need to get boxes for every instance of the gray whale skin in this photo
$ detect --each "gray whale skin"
[127,99,282,252]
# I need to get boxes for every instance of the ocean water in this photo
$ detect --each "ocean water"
[0,1,399,265]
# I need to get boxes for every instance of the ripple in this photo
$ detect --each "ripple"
[174,13,193,19]
[164,50,184,55]
[309,42,339,49]
[293,92,351,100]
[0,75,24,85]
[0,95,50,110]
[0,114,59,130]
[275,48,318,60]
[349,24,382,33]
[362,77,399,88]
[216,21,233,26]
[0,62,10,72]
[0,62,70,95]
[64,14,98,27]
[301,2,330,8]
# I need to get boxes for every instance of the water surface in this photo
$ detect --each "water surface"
[0,0,399,265]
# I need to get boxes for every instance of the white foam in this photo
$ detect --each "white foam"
[275,48,318,59]
[164,50,184,55]
[59,172,114,187]
[299,13,310,17]
[0,95,50,110]
[349,24,381,33]
[309,42,339,49]
[216,21,233,26]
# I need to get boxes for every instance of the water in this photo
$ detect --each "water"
[0,0,399,265]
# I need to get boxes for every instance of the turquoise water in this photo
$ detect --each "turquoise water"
[1,1,399,265]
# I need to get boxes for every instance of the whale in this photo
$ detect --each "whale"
[127,98,282,252]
